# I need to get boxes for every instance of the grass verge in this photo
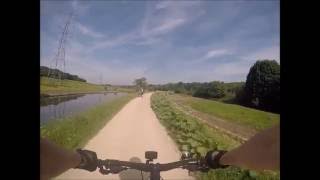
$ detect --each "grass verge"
[151,92,279,180]
[172,94,279,131]
[41,94,135,150]
[41,77,105,95]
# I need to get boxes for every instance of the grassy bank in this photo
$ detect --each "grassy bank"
[172,94,279,131]
[41,77,138,96]
[41,77,105,95]
[151,92,279,180]
[41,93,135,150]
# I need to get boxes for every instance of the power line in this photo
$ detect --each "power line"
[47,11,74,83]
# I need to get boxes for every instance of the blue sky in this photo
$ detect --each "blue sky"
[41,0,279,85]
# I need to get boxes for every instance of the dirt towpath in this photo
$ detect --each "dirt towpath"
[56,93,194,180]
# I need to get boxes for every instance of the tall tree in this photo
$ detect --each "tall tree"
[134,77,147,89]
[245,60,280,112]
[208,81,226,98]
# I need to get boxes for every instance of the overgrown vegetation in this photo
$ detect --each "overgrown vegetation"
[40,66,87,82]
[151,59,280,113]
[151,92,279,180]
[150,81,243,101]
[173,94,279,131]
[103,85,136,93]
[41,94,135,150]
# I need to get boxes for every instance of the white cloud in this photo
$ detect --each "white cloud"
[71,0,89,15]
[155,1,171,10]
[205,49,231,59]
[89,31,138,51]
[149,18,186,35]
[183,47,234,65]
[75,22,104,38]
[151,18,186,34]
[71,0,78,10]
[140,1,203,39]
[77,1,205,50]
[134,37,161,45]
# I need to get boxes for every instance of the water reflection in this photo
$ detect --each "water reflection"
[40,93,126,125]
[40,94,85,106]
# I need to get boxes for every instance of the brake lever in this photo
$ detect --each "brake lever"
[109,166,129,174]
[184,164,210,172]
[98,159,129,174]
[183,158,210,172]
[99,165,128,174]
[99,167,111,175]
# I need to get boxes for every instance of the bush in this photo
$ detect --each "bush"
[192,81,226,99]
[244,60,280,113]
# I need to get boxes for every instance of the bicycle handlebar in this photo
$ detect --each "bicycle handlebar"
[97,157,208,174]
[78,150,228,180]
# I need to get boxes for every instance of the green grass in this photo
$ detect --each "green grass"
[112,87,136,93]
[151,92,279,180]
[151,92,240,150]
[41,94,135,150]
[41,77,105,95]
[174,94,279,131]
[41,77,135,95]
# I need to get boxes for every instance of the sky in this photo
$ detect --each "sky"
[41,0,279,85]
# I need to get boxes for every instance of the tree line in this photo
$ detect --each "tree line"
[149,60,280,113]
[149,81,243,99]
[40,66,87,82]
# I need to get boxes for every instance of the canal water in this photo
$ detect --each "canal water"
[40,92,126,125]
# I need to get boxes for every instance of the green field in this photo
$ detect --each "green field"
[172,94,279,131]
[40,77,135,95]
[41,94,135,150]
[151,92,279,180]
[41,77,105,95]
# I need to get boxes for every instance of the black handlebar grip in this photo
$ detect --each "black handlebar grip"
[75,149,98,172]
[205,150,229,169]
